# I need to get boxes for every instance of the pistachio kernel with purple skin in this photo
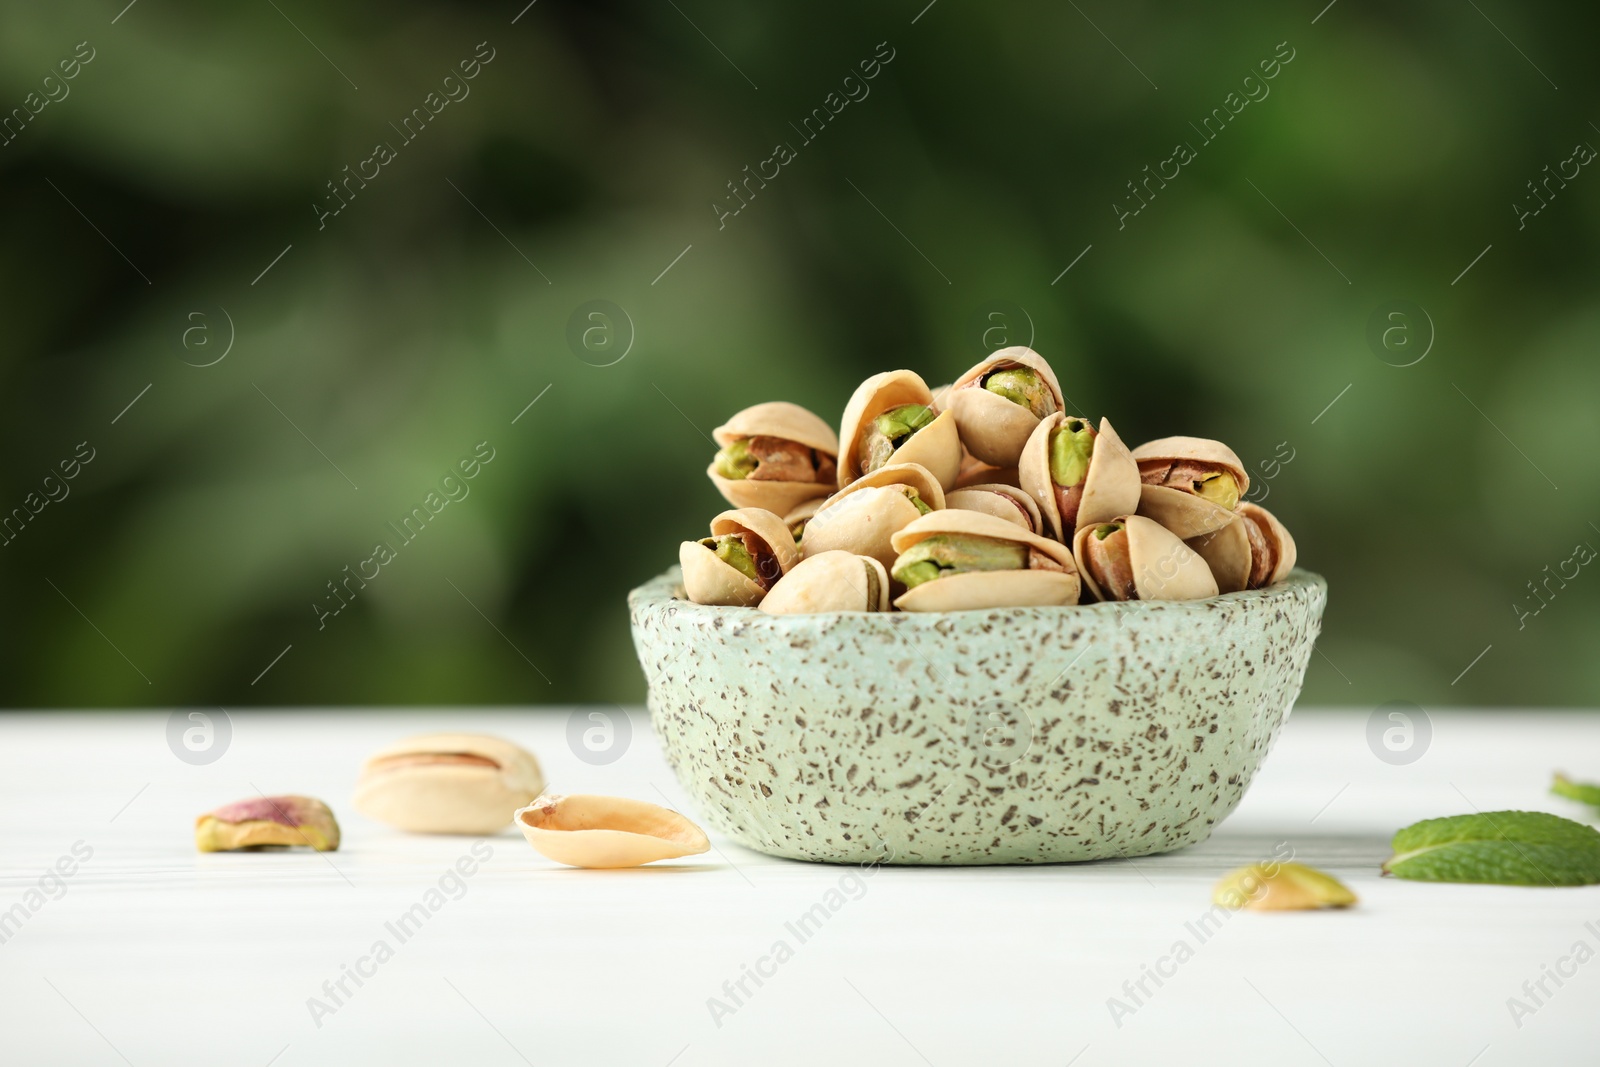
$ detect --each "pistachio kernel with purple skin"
[195,794,341,852]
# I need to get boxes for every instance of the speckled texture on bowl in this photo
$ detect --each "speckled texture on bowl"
[629,568,1326,865]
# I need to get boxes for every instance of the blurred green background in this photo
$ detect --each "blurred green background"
[1,0,1595,708]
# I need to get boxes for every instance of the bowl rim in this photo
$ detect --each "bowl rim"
[630,565,1326,631]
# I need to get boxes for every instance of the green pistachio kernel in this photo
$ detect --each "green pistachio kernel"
[1193,472,1239,510]
[903,487,933,515]
[1048,420,1096,488]
[862,404,936,473]
[1094,522,1124,540]
[983,367,1055,418]
[712,439,758,480]
[701,535,759,584]
[891,534,1028,589]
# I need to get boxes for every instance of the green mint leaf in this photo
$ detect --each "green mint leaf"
[1552,773,1600,814]
[1383,810,1600,886]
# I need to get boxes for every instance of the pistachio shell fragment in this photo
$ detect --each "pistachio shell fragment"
[195,795,340,852]
[707,402,839,513]
[515,794,710,869]
[1018,414,1141,542]
[681,508,800,606]
[948,347,1065,466]
[837,370,964,490]
[353,733,544,835]
[800,462,945,570]
[760,551,891,614]
[1214,862,1357,911]
[945,483,1042,533]
[889,509,1079,611]
[1131,436,1249,539]
[1072,514,1218,602]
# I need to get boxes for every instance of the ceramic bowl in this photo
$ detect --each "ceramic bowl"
[628,567,1326,865]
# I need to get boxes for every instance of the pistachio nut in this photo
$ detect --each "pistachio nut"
[1183,503,1296,593]
[353,733,544,834]
[515,793,710,868]
[1214,861,1357,911]
[1130,436,1249,539]
[680,507,800,606]
[889,509,1079,611]
[1072,514,1219,602]
[945,483,1042,534]
[707,401,840,515]
[782,497,824,543]
[760,550,891,614]
[1018,413,1141,542]
[948,347,1065,466]
[837,370,964,491]
[195,795,340,852]
[800,462,945,570]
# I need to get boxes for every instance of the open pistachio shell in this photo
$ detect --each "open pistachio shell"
[782,497,824,541]
[1239,503,1297,586]
[800,462,945,569]
[354,733,545,834]
[515,794,710,869]
[945,483,1042,534]
[1018,414,1141,542]
[680,507,798,606]
[1073,514,1218,602]
[1130,436,1249,539]
[948,347,1065,466]
[760,551,891,614]
[1186,519,1251,594]
[889,509,1079,611]
[837,370,964,491]
[707,401,838,513]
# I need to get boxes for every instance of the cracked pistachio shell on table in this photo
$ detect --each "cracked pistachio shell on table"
[1130,435,1250,539]
[798,461,945,570]
[889,509,1080,611]
[680,507,799,607]
[706,401,839,515]
[1017,413,1141,542]
[837,369,964,491]
[195,794,340,852]
[515,794,710,869]
[1185,502,1298,594]
[947,346,1065,467]
[1072,514,1219,603]
[353,733,545,835]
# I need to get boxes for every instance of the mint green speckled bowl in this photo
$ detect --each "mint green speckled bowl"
[629,568,1326,865]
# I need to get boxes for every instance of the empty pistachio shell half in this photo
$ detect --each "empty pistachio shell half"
[800,462,946,570]
[837,370,964,491]
[760,550,891,614]
[515,794,710,869]
[1072,514,1219,602]
[1018,413,1141,542]
[353,733,544,834]
[948,347,1065,466]
[1131,436,1249,539]
[1214,862,1356,911]
[889,509,1079,611]
[707,402,839,514]
[195,795,340,852]
[680,507,800,607]
[945,483,1042,534]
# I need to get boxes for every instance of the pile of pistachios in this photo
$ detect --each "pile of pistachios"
[682,346,1297,613]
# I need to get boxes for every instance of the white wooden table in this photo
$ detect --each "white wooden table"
[1,708,1596,1066]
